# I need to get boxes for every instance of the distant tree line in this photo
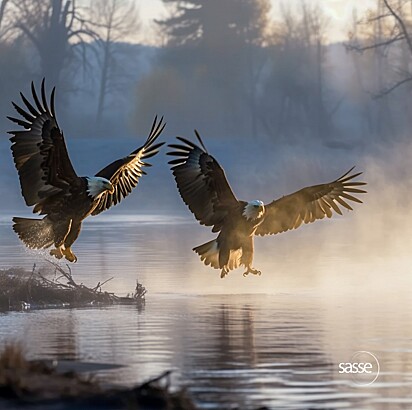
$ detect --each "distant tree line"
[0,0,411,144]
[134,0,412,143]
[347,0,412,142]
[0,0,138,134]
[133,0,398,144]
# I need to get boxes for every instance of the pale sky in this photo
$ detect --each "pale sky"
[137,0,378,45]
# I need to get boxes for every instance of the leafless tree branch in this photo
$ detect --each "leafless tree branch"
[0,0,9,30]
[373,75,412,98]
[383,0,412,54]
[346,33,405,53]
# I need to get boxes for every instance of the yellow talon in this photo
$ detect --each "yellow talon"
[50,248,63,259]
[62,247,77,263]
[243,267,262,277]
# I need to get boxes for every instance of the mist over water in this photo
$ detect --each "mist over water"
[2,119,412,408]
[1,153,412,408]
[1,0,412,407]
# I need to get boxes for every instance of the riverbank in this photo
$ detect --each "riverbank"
[0,344,196,409]
[0,263,146,311]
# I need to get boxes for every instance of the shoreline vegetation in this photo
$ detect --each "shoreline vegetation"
[0,265,272,409]
[0,344,197,409]
[0,262,146,311]
[0,266,198,408]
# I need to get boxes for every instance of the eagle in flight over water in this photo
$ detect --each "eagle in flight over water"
[168,132,367,278]
[8,80,165,262]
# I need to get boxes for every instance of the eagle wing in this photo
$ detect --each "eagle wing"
[167,131,239,232]
[91,116,165,216]
[8,80,79,209]
[256,168,366,236]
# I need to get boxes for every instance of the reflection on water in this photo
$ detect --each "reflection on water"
[0,214,412,409]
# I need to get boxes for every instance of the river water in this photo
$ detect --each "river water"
[0,213,411,409]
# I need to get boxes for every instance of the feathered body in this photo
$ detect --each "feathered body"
[8,80,165,262]
[13,177,111,259]
[194,200,265,277]
[168,132,367,278]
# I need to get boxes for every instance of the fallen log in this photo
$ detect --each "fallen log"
[0,262,146,311]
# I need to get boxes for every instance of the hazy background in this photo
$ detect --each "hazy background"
[1,0,412,216]
[1,5,412,407]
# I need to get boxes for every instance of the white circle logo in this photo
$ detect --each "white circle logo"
[338,351,380,386]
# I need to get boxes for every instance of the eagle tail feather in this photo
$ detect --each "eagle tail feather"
[12,217,55,249]
[193,240,243,274]
[193,239,220,269]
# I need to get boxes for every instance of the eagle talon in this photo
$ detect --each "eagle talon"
[243,267,261,277]
[50,248,63,259]
[64,254,77,263]
[62,247,77,263]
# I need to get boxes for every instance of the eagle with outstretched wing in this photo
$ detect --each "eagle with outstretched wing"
[8,80,165,262]
[168,132,366,278]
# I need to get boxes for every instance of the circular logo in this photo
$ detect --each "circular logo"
[349,351,380,386]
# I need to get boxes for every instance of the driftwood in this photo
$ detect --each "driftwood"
[0,263,146,311]
[0,344,196,409]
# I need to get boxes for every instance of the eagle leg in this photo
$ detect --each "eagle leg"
[243,267,262,277]
[220,267,229,278]
[62,247,77,263]
[50,247,64,259]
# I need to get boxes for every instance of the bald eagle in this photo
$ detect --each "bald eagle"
[168,132,366,278]
[8,80,165,262]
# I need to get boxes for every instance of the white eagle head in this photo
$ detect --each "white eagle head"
[243,200,265,221]
[86,177,114,199]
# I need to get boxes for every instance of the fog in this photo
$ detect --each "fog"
[1,0,412,272]
[2,4,412,409]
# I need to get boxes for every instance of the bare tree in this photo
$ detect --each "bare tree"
[237,0,271,136]
[0,0,9,31]
[10,0,97,91]
[0,0,14,40]
[302,2,330,139]
[90,0,140,125]
[345,0,412,138]
[348,9,374,134]
[0,0,31,128]
[260,3,334,141]
[155,0,271,137]
[348,0,412,97]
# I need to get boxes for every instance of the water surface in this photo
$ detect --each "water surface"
[0,214,411,409]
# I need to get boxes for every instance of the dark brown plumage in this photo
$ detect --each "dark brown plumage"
[168,132,367,278]
[8,80,165,262]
